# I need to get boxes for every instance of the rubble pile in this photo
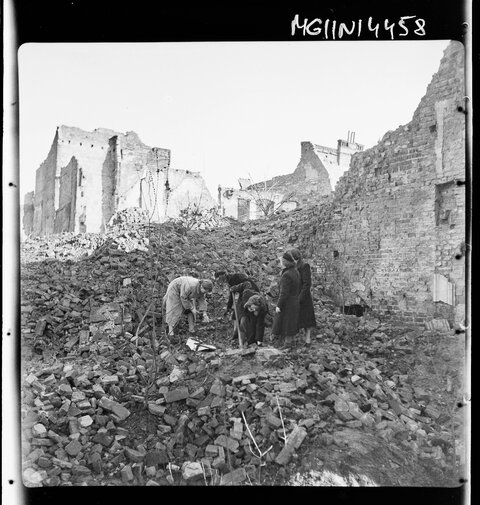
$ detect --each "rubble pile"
[107,208,151,230]
[21,233,108,263]
[168,206,232,234]
[20,214,464,487]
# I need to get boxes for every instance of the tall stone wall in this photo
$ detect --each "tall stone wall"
[292,41,465,327]
[22,192,35,237]
[55,127,119,234]
[32,135,58,235]
[54,157,78,233]
[27,126,216,235]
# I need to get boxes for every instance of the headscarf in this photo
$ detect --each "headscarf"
[200,279,213,292]
[244,294,266,312]
[288,248,302,262]
[281,250,297,267]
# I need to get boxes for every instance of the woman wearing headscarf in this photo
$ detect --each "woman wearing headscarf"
[214,271,260,316]
[241,293,268,346]
[271,251,301,348]
[162,276,213,337]
[214,270,260,342]
[289,248,317,344]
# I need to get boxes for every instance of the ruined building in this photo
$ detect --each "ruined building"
[24,126,216,236]
[218,133,364,220]
[290,41,466,327]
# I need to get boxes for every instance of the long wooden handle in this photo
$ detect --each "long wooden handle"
[232,292,243,349]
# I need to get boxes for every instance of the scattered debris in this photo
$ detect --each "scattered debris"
[20,219,465,487]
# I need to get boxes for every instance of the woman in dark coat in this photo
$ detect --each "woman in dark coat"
[214,271,260,316]
[214,271,260,343]
[271,251,301,347]
[289,248,317,344]
[241,293,268,346]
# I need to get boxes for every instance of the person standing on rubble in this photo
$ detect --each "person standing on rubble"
[288,248,317,345]
[270,251,301,348]
[162,277,213,337]
[214,271,260,341]
[242,293,268,346]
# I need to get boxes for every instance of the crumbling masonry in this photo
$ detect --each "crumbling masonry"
[219,133,364,220]
[288,41,465,327]
[25,127,216,236]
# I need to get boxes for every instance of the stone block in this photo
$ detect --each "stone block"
[145,450,169,467]
[181,461,204,481]
[266,414,282,429]
[214,435,239,453]
[148,403,166,416]
[275,426,307,465]
[164,387,189,403]
[121,464,134,482]
[221,467,247,485]
[98,397,130,421]
[125,447,145,463]
[31,424,47,438]
[65,439,83,456]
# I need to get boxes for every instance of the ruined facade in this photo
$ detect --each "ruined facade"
[22,191,35,236]
[28,126,216,236]
[289,41,465,327]
[219,134,363,220]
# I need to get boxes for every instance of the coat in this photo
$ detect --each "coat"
[296,260,317,329]
[271,265,300,337]
[230,280,260,320]
[226,274,260,312]
[241,294,268,344]
[163,276,207,328]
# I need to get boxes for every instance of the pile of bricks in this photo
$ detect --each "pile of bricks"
[20,216,463,486]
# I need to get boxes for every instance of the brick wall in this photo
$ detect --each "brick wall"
[292,41,465,327]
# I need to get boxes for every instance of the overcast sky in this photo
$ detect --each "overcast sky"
[18,40,450,199]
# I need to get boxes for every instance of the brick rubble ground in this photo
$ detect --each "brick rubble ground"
[20,211,466,487]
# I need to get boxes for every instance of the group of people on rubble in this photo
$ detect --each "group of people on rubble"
[162,247,317,349]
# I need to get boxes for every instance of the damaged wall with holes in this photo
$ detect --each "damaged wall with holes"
[27,126,216,235]
[290,41,465,327]
[218,134,364,220]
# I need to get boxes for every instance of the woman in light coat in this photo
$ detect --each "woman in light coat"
[162,277,213,337]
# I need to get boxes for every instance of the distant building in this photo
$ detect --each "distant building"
[26,126,216,236]
[218,132,364,220]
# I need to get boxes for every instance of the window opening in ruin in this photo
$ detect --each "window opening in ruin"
[237,198,251,221]
[435,181,457,227]
[333,250,339,258]
[433,273,455,305]
[80,143,82,146]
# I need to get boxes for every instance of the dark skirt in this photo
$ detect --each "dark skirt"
[272,296,299,337]
[298,292,316,329]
